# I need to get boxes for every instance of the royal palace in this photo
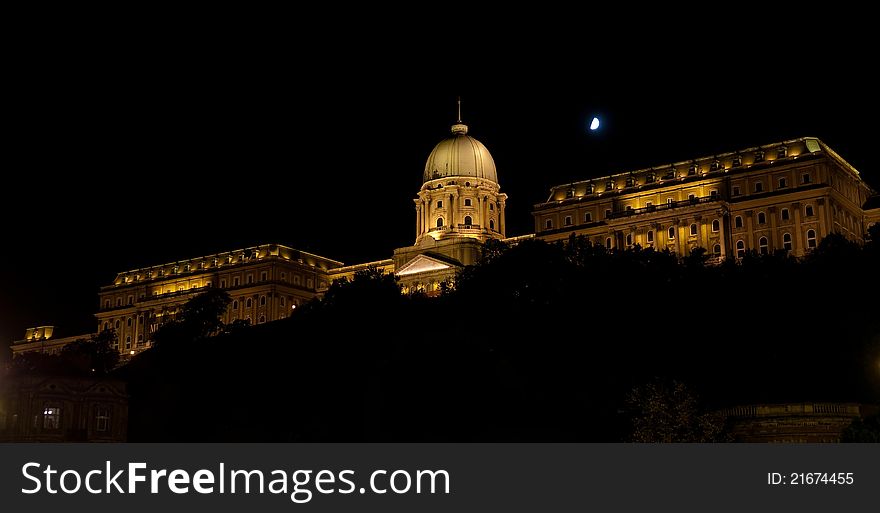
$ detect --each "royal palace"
[12,113,880,357]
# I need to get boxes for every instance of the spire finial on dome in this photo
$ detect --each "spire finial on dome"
[451,96,468,135]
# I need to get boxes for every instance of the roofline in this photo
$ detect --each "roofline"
[113,243,344,276]
[544,136,843,189]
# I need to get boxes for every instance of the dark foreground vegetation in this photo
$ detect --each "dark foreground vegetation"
[7,228,880,441]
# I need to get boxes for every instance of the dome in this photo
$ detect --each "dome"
[423,123,498,184]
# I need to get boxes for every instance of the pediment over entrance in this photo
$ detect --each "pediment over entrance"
[395,254,458,277]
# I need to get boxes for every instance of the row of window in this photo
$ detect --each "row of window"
[734,230,817,257]
[435,198,494,209]
[562,148,798,198]
[38,406,112,432]
[435,217,496,230]
[733,205,815,229]
[731,172,812,196]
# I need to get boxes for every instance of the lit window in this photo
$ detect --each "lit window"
[779,177,788,188]
[783,233,792,251]
[437,218,444,228]
[732,186,741,196]
[96,408,110,432]
[713,244,721,256]
[490,220,495,230]
[464,215,473,226]
[805,205,814,217]
[545,219,553,229]
[758,212,766,225]
[668,227,676,239]
[42,406,61,430]
[801,173,811,184]
[437,200,443,208]
[759,237,769,255]
[260,295,266,306]
[605,237,612,249]
[807,229,817,248]
[564,216,572,226]
[584,212,592,222]
[690,223,698,236]
[464,198,472,206]
[646,230,654,243]
[781,208,790,221]
[246,298,253,308]
[754,182,764,193]
[736,240,746,258]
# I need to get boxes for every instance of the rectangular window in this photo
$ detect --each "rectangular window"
[805,205,815,217]
[127,296,133,305]
[96,408,110,432]
[802,173,811,184]
[564,216,572,226]
[781,208,790,221]
[778,177,788,188]
[307,278,314,289]
[710,190,718,198]
[604,209,612,219]
[667,198,674,205]
[280,273,286,282]
[584,212,592,222]
[732,186,741,196]
[42,407,61,430]
[246,275,254,284]
[220,279,227,288]
[233,277,240,287]
[260,271,268,282]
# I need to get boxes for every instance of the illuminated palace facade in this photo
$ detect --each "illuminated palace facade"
[535,137,878,259]
[11,118,880,358]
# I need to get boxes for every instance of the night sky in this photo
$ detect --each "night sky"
[2,31,876,354]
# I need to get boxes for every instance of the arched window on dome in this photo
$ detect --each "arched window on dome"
[464,216,472,226]
[436,218,444,228]
[437,200,443,208]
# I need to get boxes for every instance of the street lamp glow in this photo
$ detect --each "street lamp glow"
[589,117,600,131]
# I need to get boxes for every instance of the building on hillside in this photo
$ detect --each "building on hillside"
[14,108,879,359]
[94,244,343,355]
[10,326,91,357]
[534,137,878,259]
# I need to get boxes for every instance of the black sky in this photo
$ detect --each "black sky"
[2,26,876,350]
